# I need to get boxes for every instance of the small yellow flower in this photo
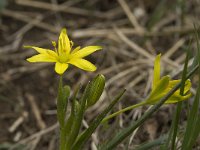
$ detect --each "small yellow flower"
[146,54,192,104]
[102,54,192,122]
[25,28,102,74]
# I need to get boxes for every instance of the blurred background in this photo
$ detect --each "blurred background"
[0,0,200,149]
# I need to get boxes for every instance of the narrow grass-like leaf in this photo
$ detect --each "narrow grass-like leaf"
[185,25,200,149]
[57,76,70,128]
[170,45,190,150]
[72,89,126,150]
[181,25,200,150]
[181,86,200,150]
[134,136,166,150]
[64,85,80,150]
[65,85,81,132]
[57,76,64,127]
[99,65,198,150]
[65,81,92,149]
[57,77,71,150]
[191,26,200,71]
[189,116,200,148]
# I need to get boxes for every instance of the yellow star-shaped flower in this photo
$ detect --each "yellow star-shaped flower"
[102,54,192,122]
[25,28,102,74]
[146,54,192,104]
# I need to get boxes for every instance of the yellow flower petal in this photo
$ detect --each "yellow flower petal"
[146,75,170,104]
[27,54,57,62]
[71,46,81,54]
[55,62,69,75]
[70,46,102,58]
[165,93,192,104]
[182,79,191,94]
[68,58,96,71]
[58,28,71,55]
[153,54,161,89]
[147,77,192,105]
[168,80,180,88]
[24,46,57,56]
[167,79,191,95]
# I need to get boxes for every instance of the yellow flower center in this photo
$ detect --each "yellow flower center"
[58,53,69,63]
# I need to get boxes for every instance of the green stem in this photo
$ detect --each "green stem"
[60,128,67,150]
[102,101,146,123]
[57,75,63,125]
[57,75,66,150]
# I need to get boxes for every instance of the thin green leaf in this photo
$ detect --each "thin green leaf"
[191,25,200,72]
[57,83,70,150]
[72,89,126,150]
[170,45,190,150]
[66,81,93,148]
[135,136,166,150]
[181,86,200,150]
[63,85,81,150]
[57,77,70,129]
[181,25,200,150]
[189,116,200,148]
[57,76,65,127]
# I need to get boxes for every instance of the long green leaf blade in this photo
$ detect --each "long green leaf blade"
[72,89,126,150]
[169,42,191,150]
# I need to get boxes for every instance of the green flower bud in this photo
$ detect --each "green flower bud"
[86,74,105,108]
